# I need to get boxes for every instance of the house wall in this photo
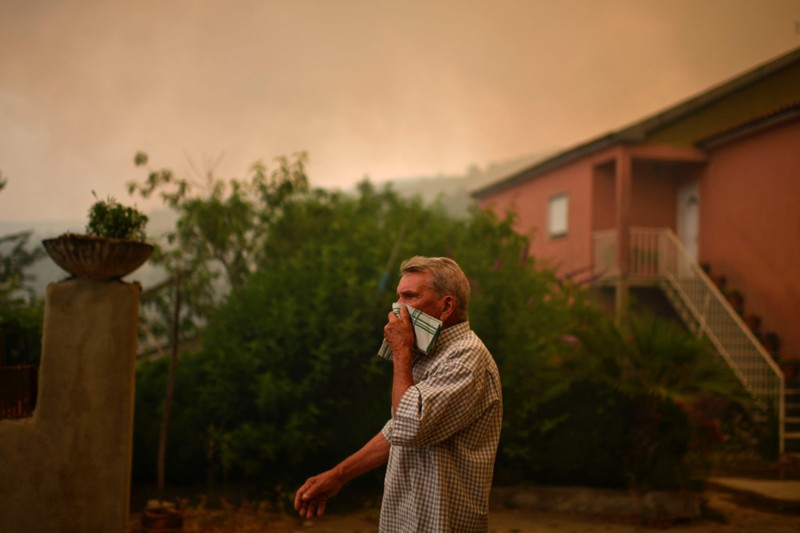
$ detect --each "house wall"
[629,160,679,230]
[700,118,800,360]
[0,279,139,533]
[481,148,692,277]
[478,157,595,276]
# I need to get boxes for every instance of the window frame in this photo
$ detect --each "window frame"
[547,192,569,239]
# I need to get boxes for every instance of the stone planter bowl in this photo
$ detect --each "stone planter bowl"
[42,234,154,281]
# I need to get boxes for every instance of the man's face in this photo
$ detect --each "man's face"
[396,271,446,320]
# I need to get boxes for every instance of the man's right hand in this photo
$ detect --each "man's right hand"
[294,468,344,519]
[384,304,415,364]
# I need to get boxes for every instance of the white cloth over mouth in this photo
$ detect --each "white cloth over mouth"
[377,303,443,360]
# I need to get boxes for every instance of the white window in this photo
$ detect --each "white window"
[548,193,568,238]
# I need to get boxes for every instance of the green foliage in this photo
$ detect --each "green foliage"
[131,167,761,495]
[193,185,445,485]
[129,151,311,351]
[0,230,46,304]
[572,313,750,404]
[550,312,754,490]
[86,193,149,241]
[129,151,309,292]
[0,179,46,365]
[520,379,633,487]
[133,181,598,492]
[489,308,757,490]
[0,297,43,366]
[128,150,311,493]
[132,355,208,483]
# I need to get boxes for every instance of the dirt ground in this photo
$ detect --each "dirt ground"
[129,488,800,532]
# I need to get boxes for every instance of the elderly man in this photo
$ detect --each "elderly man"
[295,256,502,532]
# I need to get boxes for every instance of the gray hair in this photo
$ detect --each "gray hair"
[400,256,470,322]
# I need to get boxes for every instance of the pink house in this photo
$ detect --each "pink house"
[474,47,800,455]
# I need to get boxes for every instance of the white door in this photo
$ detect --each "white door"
[677,182,700,261]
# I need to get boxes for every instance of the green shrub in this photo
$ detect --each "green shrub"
[131,183,758,495]
[524,379,633,487]
[86,193,148,241]
[0,298,43,366]
[133,184,590,491]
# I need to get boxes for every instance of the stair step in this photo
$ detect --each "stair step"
[785,432,800,440]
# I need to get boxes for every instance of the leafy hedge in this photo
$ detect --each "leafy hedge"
[132,183,758,496]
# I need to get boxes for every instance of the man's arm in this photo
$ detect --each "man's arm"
[294,431,390,519]
[295,306,414,519]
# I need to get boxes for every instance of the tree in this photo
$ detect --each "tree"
[129,151,309,293]
[128,151,309,496]
[141,182,592,493]
[129,151,310,357]
[131,171,758,497]
[0,231,45,304]
[0,176,46,366]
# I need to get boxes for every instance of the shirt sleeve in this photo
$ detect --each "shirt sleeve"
[390,360,484,448]
[381,418,393,442]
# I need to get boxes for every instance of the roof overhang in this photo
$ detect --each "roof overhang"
[473,46,800,200]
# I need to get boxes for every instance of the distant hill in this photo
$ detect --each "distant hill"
[2,151,553,296]
[380,151,552,217]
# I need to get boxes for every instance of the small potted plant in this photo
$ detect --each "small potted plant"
[42,193,154,281]
[84,191,149,241]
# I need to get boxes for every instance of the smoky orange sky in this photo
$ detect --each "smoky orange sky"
[1,0,798,222]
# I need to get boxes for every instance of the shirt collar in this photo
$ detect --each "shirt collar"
[432,321,470,352]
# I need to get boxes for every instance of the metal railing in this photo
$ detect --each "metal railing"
[593,227,785,454]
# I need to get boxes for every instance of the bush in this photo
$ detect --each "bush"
[0,298,43,366]
[521,379,633,487]
[132,183,758,495]
[133,184,590,492]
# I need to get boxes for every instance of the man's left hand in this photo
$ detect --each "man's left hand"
[294,469,344,519]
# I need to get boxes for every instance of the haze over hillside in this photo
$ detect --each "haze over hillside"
[2,151,551,296]
[386,151,550,216]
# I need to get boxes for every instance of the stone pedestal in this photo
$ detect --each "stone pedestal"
[0,279,140,533]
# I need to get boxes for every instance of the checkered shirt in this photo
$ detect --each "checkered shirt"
[379,321,503,532]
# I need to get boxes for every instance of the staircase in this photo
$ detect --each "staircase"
[786,388,800,454]
[593,227,789,456]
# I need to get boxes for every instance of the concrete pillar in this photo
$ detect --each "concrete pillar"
[0,279,140,533]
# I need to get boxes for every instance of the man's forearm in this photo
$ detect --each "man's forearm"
[333,431,391,484]
[295,431,390,518]
[392,352,414,415]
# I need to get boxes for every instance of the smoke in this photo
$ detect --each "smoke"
[0,0,797,221]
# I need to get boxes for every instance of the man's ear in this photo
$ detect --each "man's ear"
[440,295,456,322]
